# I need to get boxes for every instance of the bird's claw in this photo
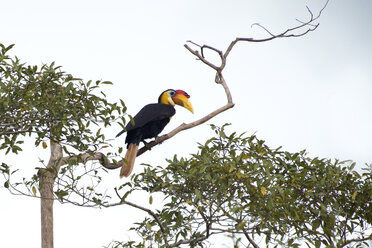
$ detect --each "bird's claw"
[154,136,163,144]
[142,140,152,150]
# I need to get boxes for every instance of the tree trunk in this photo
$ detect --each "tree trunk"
[40,142,63,248]
[40,176,54,248]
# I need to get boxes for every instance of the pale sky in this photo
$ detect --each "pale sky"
[1,0,372,247]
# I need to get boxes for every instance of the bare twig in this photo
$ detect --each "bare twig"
[224,0,329,59]
[251,23,276,37]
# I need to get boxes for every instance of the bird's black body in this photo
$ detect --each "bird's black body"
[116,89,192,178]
[116,103,176,148]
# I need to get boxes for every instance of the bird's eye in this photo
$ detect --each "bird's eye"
[169,91,175,96]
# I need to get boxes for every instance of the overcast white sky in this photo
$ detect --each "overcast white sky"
[1,0,372,247]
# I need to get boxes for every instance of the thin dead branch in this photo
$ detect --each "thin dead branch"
[224,0,329,59]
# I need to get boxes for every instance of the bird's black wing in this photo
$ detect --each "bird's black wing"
[116,104,175,137]
[127,104,175,130]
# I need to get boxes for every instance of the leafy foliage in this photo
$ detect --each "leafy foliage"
[0,43,126,203]
[0,43,125,153]
[116,124,372,248]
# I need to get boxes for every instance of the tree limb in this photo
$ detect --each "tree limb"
[338,234,372,248]
[243,229,260,248]
[113,188,169,246]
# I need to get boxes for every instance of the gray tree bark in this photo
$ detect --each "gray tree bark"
[40,142,62,248]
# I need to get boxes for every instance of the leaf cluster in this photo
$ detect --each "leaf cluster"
[0,43,127,205]
[0,43,126,154]
[118,124,372,248]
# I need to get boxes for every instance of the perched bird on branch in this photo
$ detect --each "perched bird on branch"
[116,89,193,178]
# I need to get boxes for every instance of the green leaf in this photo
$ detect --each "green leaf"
[32,186,37,196]
[351,191,358,201]
[236,221,246,231]
[55,189,68,200]
[5,44,15,52]
[145,222,152,230]
[194,188,202,201]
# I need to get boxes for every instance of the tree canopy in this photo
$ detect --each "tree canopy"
[111,124,372,248]
[0,43,125,153]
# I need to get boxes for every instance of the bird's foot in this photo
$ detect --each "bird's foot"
[143,140,152,150]
[154,136,163,144]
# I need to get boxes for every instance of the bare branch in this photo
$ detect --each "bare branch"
[60,152,122,170]
[242,229,260,248]
[339,234,372,248]
[137,102,234,156]
[113,188,169,246]
[224,0,329,59]
[184,42,221,72]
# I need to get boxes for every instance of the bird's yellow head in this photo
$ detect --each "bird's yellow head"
[159,89,194,113]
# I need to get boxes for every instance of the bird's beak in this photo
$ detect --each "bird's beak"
[173,93,194,113]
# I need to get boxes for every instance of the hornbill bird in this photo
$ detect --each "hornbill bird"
[116,89,193,178]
